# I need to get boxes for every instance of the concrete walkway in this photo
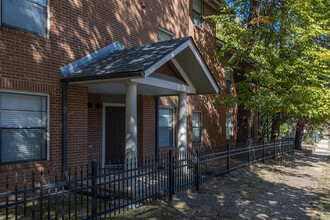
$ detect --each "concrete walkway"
[316,139,330,156]
[236,140,329,220]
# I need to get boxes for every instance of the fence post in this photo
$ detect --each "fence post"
[227,143,230,173]
[248,141,251,166]
[168,150,174,201]
[282,138,284,155]
[194,147,200,192]
[91,160,97,220]
[263,140,265,163]
[288,136,291,153]
[273,140,276,158]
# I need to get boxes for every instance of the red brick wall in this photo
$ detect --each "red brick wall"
[155,63,182,80]
[88,94,102,163]
[67,85,89,168]
[0,0,258,180]
[0,0,189,174]
[137,96,157,158]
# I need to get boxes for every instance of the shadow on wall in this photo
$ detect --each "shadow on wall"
[48,0,190,73]
[0,0,192,171]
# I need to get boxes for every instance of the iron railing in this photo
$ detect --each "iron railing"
[0,139,294,219]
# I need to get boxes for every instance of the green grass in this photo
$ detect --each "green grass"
[0,193,123,220]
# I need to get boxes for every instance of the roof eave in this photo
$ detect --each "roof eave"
[61,71,143,83]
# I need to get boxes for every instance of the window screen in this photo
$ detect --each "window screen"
[158,107,174,148]
[0,92,48,164]
[193,0,202,28]
[226,115,233,140]
[192,112,202,143]
[1,0,48,36]
[159,29,174,42]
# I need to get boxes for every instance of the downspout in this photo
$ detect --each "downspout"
[155,97,159,162]
[62,82,68,181]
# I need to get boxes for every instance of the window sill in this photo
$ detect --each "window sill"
[0,26,50,43]
[0,160,51,172]
[193,24,203,30]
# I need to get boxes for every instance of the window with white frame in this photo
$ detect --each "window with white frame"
[0,92,48,164]
[226,115,233,140]
[193,0,203,28]
[1,0,49,37]
[192,112,202,143]
[226,70,233,94]
[158,28,174,42]
[158,107,174,148]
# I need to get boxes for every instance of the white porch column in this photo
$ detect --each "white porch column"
[177,92,187,155]
[125,83,138,164]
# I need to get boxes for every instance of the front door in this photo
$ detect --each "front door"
[105,106,125,163]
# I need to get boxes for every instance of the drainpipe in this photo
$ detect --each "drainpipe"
[155,97,159,161]
[62,82,68,181]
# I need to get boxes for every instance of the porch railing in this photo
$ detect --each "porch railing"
[0,139,294,219]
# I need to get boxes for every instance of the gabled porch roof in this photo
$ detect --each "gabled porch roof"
[61,37,221,95]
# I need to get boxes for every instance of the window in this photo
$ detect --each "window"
[193,0,203,28]
[158,107,174,148]
[226,115,233,140]
[158,28,174,42]
[226,70,233,94]
[0,92,48,164]
[192,112,202,143]
[1,0,49,37]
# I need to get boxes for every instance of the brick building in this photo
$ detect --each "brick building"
[0,0,258,177]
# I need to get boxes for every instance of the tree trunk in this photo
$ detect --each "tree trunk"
[271,113,281,141]
[233,0,262,144]
[294,118,305,150]
[236,106,251,144]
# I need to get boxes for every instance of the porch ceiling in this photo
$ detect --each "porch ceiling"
[61,37,221,95]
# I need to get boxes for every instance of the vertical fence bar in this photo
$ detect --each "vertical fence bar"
[80,166,83,219]
[195,147,200,192]
[91,160,97,220]
[40,171,43,220]
[15,173,18,220]
[248,141,251,166]
[168,150,173,201]
[68,168,71,220]
[24,172,27,219]
[5,175,8,220]
[263,141,265,163]
[273,140,276,158]
[74,167,77,220]
[55,168,58,220]
[47,170,51,220]
[227,143,230,173]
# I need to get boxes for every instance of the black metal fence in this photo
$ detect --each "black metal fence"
[0,139,294,219]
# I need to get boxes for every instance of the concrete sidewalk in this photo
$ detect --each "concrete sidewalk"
[235,143,329,220]
[315,139,330,156]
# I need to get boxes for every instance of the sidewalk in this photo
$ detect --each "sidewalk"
[111,142,330,219]
[315,139,330,156]
[236,140,329,220]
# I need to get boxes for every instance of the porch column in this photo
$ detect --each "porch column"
[178,92,187,156]
[125,83,138,164]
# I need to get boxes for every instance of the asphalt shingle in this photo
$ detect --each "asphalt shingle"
[64,37,191,80]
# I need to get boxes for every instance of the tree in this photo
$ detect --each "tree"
[211,0,330,148]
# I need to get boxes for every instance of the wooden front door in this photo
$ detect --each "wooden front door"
[105,106,125,162]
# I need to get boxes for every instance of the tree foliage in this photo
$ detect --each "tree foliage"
[210,0,330,144]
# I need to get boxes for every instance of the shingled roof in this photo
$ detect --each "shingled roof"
[63,37,192,82]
